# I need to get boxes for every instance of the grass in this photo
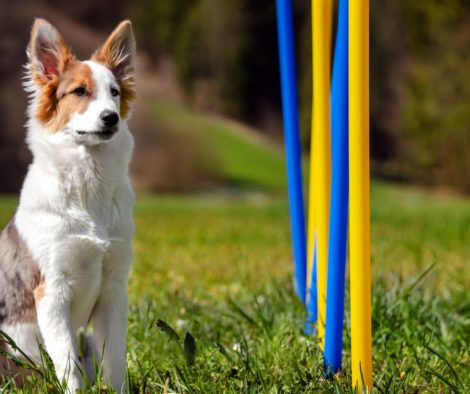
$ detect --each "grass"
[151,100,288,190]
[0,182,469,392]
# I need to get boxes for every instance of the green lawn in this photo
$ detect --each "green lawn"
[0,182,469,392]
[152,100,289,190]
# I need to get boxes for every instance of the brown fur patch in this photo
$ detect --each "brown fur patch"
[0,220,42,325]
[33,277,46,306]
[44,62,97,132]
[91,20,136,118]
[35,79,60,124]
[117,81,136,119]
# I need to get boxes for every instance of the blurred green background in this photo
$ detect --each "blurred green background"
[1,0,469,194]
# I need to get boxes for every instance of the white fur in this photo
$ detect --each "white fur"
[11,61,135,392]
[2,323,43,361]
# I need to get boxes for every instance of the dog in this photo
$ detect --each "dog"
[0,18,136,392]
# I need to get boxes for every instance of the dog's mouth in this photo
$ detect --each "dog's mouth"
[76,127,117,140]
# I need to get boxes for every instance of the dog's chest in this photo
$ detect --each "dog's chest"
[65,198,119,329]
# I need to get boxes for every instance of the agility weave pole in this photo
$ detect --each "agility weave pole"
[324,0,349,375]
[275,0,307,304]
[349,0,372,389]
[308,0,333,348]
[275,0,372,391]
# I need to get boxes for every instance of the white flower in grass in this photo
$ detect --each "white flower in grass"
[176,319,188,330]
[232,342,242,353]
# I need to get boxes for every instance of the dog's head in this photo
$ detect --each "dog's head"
[25,19,136,145]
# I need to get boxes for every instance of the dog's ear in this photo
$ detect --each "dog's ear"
[92,20,136,83]
[27,19,74,84]
[92,20,136,118]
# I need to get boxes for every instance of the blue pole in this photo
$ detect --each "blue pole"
[305,238,318,334]
[275,0,307,304]
[324,0,349,374]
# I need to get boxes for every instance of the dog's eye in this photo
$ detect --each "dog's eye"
[72,87,87,96]
[111,88,120,97]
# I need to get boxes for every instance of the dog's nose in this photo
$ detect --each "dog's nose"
[100,110,119,127]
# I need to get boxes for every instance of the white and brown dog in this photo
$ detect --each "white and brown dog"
[0,19,136,392]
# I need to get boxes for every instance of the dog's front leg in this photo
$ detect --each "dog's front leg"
[92,282,128,392]
[37,287,82,392]
[92,245,131,393]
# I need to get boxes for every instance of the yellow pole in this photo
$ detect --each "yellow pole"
[349,0,372,390]
[308,0,332,346]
